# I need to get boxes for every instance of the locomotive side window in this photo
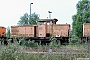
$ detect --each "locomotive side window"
[52,21,55,24]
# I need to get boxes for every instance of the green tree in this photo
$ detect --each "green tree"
[29,13,39,25]
[6,26,10,38]
[72,0,90,37]
[17,13,39,26]
[17,13,28,26]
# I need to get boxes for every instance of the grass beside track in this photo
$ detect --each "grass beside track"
[0,42,90,60]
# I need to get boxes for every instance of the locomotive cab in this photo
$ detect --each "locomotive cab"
[37,19,58,37]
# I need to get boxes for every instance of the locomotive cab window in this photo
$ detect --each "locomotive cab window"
[52,21,56,24]
[39,22,44,25]
[47,21,50,25]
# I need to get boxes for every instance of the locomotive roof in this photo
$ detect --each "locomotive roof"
[0,26,6,29]
[83,23,90,25]
[37,19,58,22]
[11,25,37,27]
[53,24,70,26]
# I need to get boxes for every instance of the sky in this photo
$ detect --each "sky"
[0,0,79,28]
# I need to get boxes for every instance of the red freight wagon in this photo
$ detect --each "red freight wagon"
[0,26,6,37]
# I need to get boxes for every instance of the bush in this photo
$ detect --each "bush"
[24,40,38,47]
[49,37,61,48]
[0,43,19,60]
[0,41,89,60]
[50,36,57,41]
[69,34,80,44]
[19,38,38,47]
